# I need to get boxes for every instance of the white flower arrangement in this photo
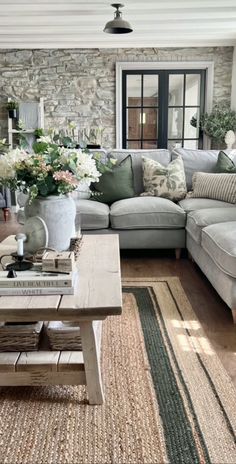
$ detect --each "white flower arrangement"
[0,142,101,202]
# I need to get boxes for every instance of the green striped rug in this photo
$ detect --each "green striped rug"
[122,278,236,464]
[0,277,235,464]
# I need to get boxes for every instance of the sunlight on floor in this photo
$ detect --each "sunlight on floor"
[176,334,215,355]
[171,319,215,355]
[172,319,201,331]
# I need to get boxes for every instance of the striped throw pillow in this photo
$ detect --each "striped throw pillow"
[190,172,236,203]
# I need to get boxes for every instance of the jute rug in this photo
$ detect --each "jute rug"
[0,277,236,464]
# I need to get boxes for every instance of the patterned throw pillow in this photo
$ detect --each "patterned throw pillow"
[189,172,236,203]
[141,155,187,201]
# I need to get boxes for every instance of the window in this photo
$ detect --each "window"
[120,68,207,150]
[117,62,213,149]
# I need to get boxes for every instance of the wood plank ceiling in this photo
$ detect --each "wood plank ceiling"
[0,0,235,49]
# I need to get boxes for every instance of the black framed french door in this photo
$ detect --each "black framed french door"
[122,69,206,150]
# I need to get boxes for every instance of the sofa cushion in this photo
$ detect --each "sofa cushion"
[215,151,236,173]
[171,148,236,190]
[92,155,135,204]
[186,208,236,244]
[178,198,236,213]
[75,199,110,230]
[190,172,236,204]
[110,197,186,230]
[202,222,236,278]
[141,155,187,201]
[109,149,170,195]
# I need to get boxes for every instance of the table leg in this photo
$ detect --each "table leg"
[79,320,104,405]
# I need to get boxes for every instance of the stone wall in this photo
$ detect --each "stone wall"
[0,47,233,148]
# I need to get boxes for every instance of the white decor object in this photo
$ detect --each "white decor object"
[15,233,26,256]
[23,216,48,254]
[24,195,76,252]
[225,130,236,150]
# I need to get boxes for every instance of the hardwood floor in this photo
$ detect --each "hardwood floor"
[1,213,236,387]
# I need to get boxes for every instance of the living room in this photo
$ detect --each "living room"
[0,1,236,463]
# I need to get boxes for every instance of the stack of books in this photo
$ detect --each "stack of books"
[0,265,77,296]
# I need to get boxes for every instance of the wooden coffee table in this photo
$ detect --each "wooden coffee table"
[0,234,122,405]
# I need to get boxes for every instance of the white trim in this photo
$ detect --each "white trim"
[116,61,214,149]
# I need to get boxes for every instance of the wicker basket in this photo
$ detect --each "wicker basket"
[0,321,43,351]
[46,321,82,350]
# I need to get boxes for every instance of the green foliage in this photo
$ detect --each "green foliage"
[190,104,236,143]
[190,116,197,128]
[6,100,18,110]
[33,141,49,154]
[92,151,117,173]
[34,128,45,138]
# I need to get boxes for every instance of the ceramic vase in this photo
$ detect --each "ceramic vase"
[24,195,76,251]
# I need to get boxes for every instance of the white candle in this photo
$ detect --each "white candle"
[17,238,24,256]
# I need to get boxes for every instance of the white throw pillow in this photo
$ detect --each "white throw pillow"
[141,155,187,201]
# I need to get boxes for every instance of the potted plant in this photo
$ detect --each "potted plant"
[0,131,115,250]
[0,140,101,250]
[6,100,19,119]
[190,103,236,146]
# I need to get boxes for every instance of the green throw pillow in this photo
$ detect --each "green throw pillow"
[92,155,135,204]
[215,151,236,173]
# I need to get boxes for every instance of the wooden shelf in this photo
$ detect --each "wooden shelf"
[8,98,44,149]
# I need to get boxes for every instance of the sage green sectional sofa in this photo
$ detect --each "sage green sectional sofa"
[75,147,236,322]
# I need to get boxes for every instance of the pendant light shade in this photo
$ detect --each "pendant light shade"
[104,4,133,34]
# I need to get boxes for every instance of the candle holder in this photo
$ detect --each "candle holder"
[0,233,33,272]
[5,253,33,271]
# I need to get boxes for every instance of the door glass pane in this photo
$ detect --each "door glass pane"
[185,74,201,106]
[143,108,158,139]
[127,108,141,139]
[127,75,141,106]
[184,108,199,139]
[143,141,158,149]
[183,139,198,149]
[168,140,182,151]
[168,108,183,139]
[143,75,159,106]
[127,141,141,149]
[169,75,184,106]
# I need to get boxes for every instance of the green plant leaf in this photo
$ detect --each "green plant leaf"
[33,141,49,154]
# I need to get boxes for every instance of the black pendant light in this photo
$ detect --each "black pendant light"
[104,4,133,34]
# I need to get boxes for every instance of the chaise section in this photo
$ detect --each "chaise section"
[179,198,236,213]
[110,197,186,229]
[201,222,236,279]
[75,199,110,230]
[186,232,236,322]
[186,208,236,244]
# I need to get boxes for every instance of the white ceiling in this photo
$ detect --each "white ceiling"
[0,0,236,49]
